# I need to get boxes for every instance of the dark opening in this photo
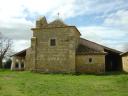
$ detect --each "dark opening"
[105,49,122,72]
[21,62,24,68]
[89,58,92,63]
[50,39,56,46]
[15,62,19,68]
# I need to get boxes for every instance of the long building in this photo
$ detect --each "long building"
[11,17,122,73]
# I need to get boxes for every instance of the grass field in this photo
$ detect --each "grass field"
[0,70,128,96]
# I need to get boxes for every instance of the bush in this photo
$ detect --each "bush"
[4,58,12,69]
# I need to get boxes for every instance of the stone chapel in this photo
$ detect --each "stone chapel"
[11,17,122,73]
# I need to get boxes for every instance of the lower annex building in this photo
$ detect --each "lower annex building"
[11,17,123,73]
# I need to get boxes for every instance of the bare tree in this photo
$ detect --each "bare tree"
[0,33,12,68]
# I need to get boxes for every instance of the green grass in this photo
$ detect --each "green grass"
[0,70,128,96]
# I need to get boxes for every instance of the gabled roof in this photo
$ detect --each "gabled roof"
[76,44,106,55]
[79,38,104,52]
[11,49,27,57]
[79,38,122,54]
[121,51,128,56]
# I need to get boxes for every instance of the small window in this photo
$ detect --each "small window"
[50,39,56,46]
[89,58,92,63]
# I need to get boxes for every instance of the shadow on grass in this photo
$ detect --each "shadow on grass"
[76,71,128,76]
[32,70,128,76]
[1,69,128,76]
[0,69,11,72]
[99,71,128,76]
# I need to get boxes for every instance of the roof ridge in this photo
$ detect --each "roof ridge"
[80,38,122,54]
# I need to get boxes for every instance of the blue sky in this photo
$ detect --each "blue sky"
[0,0,128,52]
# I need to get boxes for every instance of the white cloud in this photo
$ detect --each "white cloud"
[101,9,128,51]
[104,10,128,28]
[20,0,90,20]
[0,18,33,40]
[12,40,30,52]
[0,0,127,52]
[78,26,128,52]
[1,0,125,20]
[0,0,127,20]
[0,0,85,20]
[0,0,89,52]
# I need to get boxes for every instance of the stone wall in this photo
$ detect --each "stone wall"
[122,55,128,72]
[76,54,105,73]
[31,25,80,73]
[25,48,35,70]
[25,17,106,74]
